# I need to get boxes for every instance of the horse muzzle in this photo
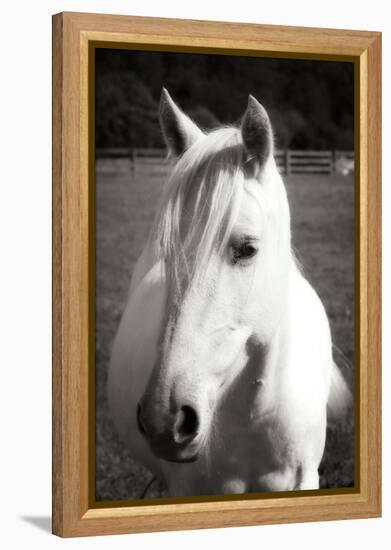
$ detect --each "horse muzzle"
[137,402,201,463]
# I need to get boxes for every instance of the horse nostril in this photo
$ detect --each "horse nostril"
[174,405,199,444]
[137,403,147,436]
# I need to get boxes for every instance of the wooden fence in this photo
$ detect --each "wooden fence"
[96,148,354,176]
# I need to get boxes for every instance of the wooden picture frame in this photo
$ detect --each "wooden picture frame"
[52,11,381,537]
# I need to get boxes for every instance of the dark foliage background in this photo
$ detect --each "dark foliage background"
[96,49,354,151]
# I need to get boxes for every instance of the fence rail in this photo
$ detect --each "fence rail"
[96,148,354,176]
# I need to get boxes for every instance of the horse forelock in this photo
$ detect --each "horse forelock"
[150,126,272,299]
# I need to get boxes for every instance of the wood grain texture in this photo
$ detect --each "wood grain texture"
[366,33,382,516]
[52,12,63,537]
[53,12,83,536]
[65,11,378,57]
[52,11,382,538]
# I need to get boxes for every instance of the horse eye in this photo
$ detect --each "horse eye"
[232,241,258,264]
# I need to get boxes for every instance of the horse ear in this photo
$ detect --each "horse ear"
[241,95,274,166]
[159,88,204,157]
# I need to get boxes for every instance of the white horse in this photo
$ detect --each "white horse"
[108,89,350,497]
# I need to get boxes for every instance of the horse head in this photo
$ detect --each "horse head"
[137,89,292,463]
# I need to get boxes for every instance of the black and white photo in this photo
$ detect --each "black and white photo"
[95,48,355,501]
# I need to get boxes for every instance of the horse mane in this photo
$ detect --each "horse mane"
[150,126,260,298]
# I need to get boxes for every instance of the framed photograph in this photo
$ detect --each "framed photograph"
[52,12,381,537]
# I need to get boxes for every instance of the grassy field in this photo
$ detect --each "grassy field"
[95,160,355,501]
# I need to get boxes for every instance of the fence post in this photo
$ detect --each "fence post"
[130,148,135,177]
[332,150,337,173]
[285,150,290,176]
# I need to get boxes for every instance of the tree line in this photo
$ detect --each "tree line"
[96,49,354,151]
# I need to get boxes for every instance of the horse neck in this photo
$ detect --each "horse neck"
[129,237,163,295]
